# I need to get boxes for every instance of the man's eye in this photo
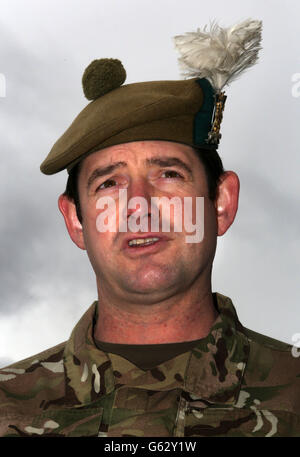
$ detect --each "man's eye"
[98,179,117,190]
[162,170,183,179]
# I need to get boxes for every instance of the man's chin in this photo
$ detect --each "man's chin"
[119,267,185,299]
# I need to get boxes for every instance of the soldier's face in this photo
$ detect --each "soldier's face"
[59,140,238,304]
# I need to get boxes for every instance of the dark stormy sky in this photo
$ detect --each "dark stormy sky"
[0,0,299,367]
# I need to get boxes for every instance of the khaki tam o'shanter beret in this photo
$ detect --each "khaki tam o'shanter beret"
[40,69,215,175]
[40,19,262,175]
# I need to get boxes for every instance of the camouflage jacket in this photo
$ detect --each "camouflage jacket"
[0,293,299,437]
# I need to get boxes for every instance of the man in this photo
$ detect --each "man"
[0,19,299,437]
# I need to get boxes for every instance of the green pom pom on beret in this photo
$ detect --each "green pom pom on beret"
[82,58,126,100]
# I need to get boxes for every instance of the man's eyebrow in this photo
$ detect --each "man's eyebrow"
[87,156,193,189]
[146,156,193,177]
[87,161,127,189]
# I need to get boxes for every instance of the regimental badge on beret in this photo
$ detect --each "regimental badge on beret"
[40,18,262,175]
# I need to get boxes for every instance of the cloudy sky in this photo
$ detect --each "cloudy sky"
[0,0,299,367]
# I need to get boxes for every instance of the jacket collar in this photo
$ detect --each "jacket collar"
[63,293,249,407]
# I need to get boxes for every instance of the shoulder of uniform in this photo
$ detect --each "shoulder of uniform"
[239,326,300,415]
[0,341,68,435]
[242,326,293,352]
[0,341,67,402]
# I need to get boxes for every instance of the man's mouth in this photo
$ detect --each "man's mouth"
[128,237,160,247]
[121,234,170,255]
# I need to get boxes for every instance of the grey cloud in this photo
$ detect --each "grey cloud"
[0,0,299,361]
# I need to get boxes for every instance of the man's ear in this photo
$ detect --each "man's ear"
[215,171,240,236]
[58,194,86,250]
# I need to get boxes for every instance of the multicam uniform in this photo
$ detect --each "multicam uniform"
[1,293,299,437]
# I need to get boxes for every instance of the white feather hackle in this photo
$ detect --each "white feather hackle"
[174,19,262,92]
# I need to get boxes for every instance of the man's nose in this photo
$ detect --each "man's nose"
[125,177,153,218]
[127,178,152,208]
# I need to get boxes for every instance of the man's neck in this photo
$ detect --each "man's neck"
[93,287,219,345]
